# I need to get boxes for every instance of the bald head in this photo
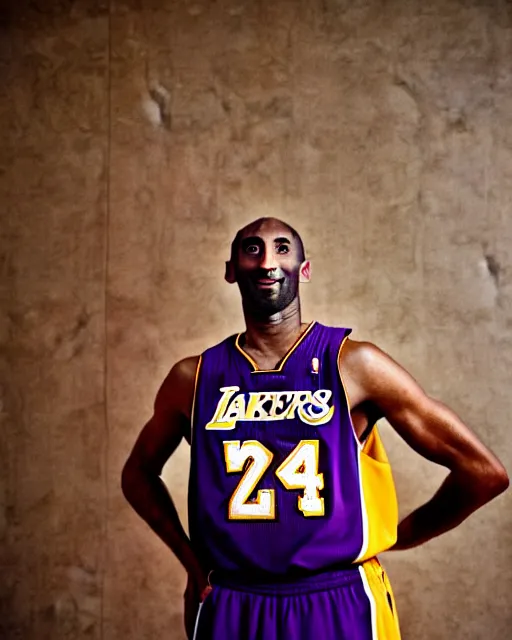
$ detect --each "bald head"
[229,217,305,264]
[225,217,310,317]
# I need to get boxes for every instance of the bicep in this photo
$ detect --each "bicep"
[125,357,198,475]
[350,342,498,472]
[127,406,189,476]
[384,391,489,471]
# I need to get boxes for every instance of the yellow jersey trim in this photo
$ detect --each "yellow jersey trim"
[235,321,317,373]
[337,335,398,561]
[337,334,370,561]
[190,355,202,444]
[360,559,402,639]
[336,334,362,451]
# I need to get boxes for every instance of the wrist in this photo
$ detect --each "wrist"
[394,514,421,550]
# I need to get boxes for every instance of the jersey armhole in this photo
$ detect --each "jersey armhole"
[190,354,203,445]
[337,332,364,452]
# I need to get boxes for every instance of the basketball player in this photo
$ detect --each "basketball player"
[121,217,509,640]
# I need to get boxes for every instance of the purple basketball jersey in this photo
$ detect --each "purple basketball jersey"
[188,321,397,577]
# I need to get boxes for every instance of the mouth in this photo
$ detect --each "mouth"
[255,278,283,289]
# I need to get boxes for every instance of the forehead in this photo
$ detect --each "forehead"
[239,219,293,240]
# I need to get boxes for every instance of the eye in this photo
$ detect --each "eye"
[277,244,290,254]
[245,244,260,255]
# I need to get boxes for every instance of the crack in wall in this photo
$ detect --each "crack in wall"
[484,253,501,288]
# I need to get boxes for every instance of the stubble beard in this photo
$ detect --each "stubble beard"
[240,274,299,320]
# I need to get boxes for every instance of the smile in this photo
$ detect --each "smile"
[255,278,283,288]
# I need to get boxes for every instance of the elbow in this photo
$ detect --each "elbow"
[492,464,509,495]
[121,456,161,501]
[121,457,140,500]
[479,462,509,501]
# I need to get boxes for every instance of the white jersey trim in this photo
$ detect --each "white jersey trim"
[191,601,204,640]
[359,565,378,640]
[337,335,369,561]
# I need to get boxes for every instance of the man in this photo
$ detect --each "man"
[121,217,509,640]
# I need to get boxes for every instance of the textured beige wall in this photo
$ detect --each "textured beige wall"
[1,0,511,639]
[0,1,110,638]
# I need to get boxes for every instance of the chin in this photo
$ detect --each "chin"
[253,297,295,316]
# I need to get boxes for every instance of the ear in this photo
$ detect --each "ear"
[225,260,236,284]
[299,259,311,283]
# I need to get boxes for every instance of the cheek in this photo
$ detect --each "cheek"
[282,261,301,277]
[235,258,255,273]
[237,252,260,266]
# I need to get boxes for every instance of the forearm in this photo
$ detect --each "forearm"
[121,461,203,575]
[392,467,508,550]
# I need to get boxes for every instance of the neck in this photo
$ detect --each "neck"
[241,298,307,355]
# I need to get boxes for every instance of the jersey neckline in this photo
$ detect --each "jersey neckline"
[234,321,317,373]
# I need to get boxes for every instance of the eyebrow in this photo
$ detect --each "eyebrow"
[240,236,262,246]
[241,236,291,245]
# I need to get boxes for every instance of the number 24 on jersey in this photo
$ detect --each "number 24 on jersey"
[223,439,325,520]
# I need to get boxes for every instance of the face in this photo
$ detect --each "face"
[228,220,309,317]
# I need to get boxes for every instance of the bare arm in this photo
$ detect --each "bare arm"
[341,340,509,550]
[121,356,204,576]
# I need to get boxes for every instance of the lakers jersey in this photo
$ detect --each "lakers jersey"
[188,322,398,576]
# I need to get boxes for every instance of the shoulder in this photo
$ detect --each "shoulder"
[338,338,401,393]
[155,355,201,419]
[165,355,201,387]
[338,338,382,372]
[156,334,238,413]
[173,355,201,381]
[339,338,427,408]
[157,332,237,405]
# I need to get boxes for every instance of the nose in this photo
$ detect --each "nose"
[259,246,278,271]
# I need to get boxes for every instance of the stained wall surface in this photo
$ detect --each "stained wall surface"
[1,1,511,639]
